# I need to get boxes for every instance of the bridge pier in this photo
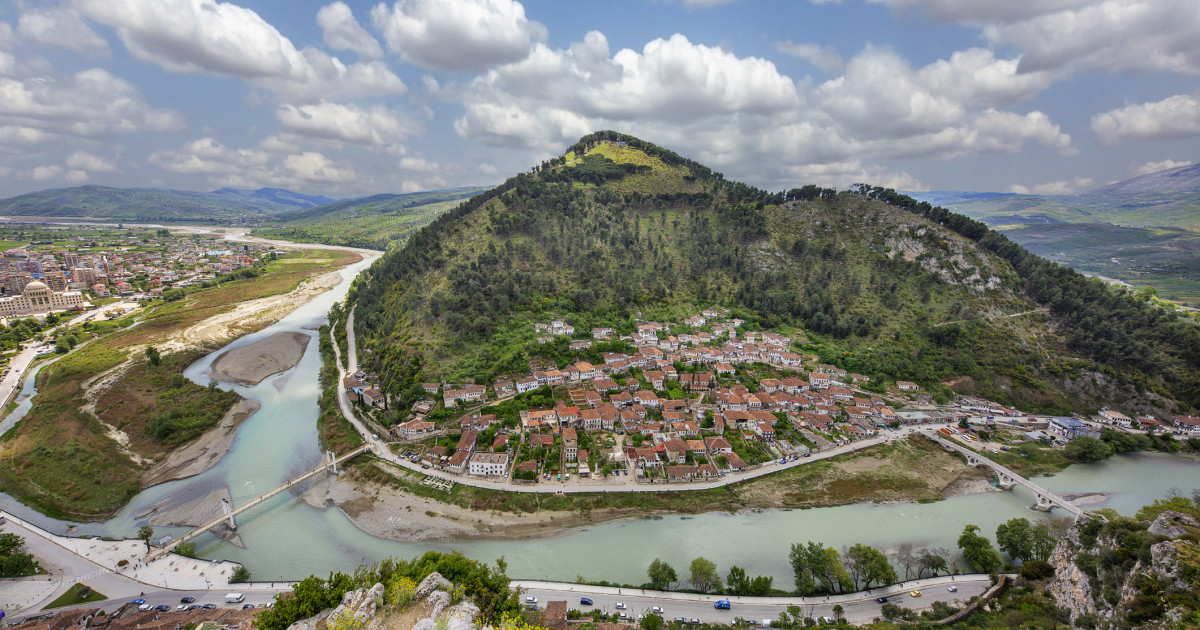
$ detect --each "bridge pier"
[326,450,338,474]
[221,498,237,530]
[996,472,1015,491]
[1032,494,1054,512]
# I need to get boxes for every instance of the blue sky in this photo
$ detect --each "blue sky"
[0,0,1197,198]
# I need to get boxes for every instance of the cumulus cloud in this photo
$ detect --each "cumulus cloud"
[275,101,418,147]
[984,0,1200,76]
[17,7,109,54]
[30,165,60,180]
[370,0,547,72]
[78,0,405,101]
[0,68,184,143]
[1092,92,1200,143]
[66,150,118,172]
[150,137,356,190]
[775,41,843,72]
[863,0,1092,23]
[1133,159,1192,175]
[317,2,382,59]
[1010,177,1093,195]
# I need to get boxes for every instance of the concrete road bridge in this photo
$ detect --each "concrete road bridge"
[929,434,1087,518]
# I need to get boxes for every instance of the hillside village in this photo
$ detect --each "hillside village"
[343,310,1200,487]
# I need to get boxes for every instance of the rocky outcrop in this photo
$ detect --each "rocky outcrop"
[285,583,385,630]
[284,570,481,630]
[1147,510,1198,538]
[1048,524,1099,625]
[411,572,479,630]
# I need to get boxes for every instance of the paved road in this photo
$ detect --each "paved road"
[514,576,993,625]
[0,343,42,411]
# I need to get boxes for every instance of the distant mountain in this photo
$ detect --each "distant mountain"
[211,187,335,208]
[0,185,314,223]
[906,164,1200,305]
[251,187,488,250]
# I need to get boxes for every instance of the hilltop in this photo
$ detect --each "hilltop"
[349,132,1200,416]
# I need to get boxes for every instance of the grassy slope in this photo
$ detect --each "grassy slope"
[252,188,487,250]
[0,249,358,519]
[0,185,294,222]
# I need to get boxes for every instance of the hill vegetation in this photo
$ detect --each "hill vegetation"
[252,187,486,250]
[0,185,311,223]
[350,131,1200,416]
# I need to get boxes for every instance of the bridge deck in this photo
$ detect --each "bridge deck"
[150,444,371,559]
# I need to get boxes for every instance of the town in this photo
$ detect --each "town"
[341,310,1200,489]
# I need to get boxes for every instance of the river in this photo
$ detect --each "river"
[1,247,1198,587]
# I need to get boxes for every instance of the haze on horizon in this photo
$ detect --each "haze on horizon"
[0,0,1196,199]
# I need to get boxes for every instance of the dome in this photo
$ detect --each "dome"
[23,281,49,292]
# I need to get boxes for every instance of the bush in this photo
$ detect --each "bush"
[229,565,251,583]
[1018,559,1055,580]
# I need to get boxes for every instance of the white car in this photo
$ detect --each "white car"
[615,602,627,610]
[651,606,664,614]
[525,596,537,603]
[948,585,958,592]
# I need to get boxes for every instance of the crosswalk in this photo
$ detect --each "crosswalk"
[71,567,113,583]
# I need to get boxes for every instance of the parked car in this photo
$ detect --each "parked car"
[910,590,922,598]
[130,599,146,605]
[201,604,217,610]
[154,606,170,612]
[137,604,153,612]
[875,597,888,604]
[615,603,627,609]
[243,604,256,609]
[580,597,592,606]
[618,613,629,620]
[525,596,537,604]
[180,597,196,604]
[652,606,664,613]
[527,605,538,611]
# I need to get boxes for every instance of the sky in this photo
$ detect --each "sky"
[0,0,1197,199]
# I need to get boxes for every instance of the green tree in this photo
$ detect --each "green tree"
[727,565,749,595]
[1029,523,1057,562]
[175,541,197,558]
[957,525,1003,573]
[995,517,1033,562]
[746,575,774,596]
[230,565,251,583]
[832,604,844,622]
[137,525,154,552]
[145,346,161,366]
[844,543,898,589]
[790,541,850,594]
[647,558,677,590]
[689,556,721,594]
[640,613,664,630]
[1063,435,1113,462]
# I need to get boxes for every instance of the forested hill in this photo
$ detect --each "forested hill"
[350,131,1200,416]
[0,185,315,222]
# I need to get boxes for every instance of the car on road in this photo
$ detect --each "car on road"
[947,585,958,592]
[181,597,196,603]
[176,605,189,612]
[690,619,701,625]
[130,599,146,605]
[138,604,153,612]
[615,603,626,609]
[527,605,538,611]
[674,617,686,624]
[243,604,256,609]
[201,604,217,610]
[651,606,664,613]
[991,449,999,454]
[910,590,922,598]
[713,601,730,610]
[525,597,537,604]
[875,597,888,604]
[803,452,810,457]
[580,598,592,606]
[618,613,629,620]
[154,606,170,612]
[186,605,202,611]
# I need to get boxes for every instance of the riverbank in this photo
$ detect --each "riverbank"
[0,247,364,520]
[305,434,999,543]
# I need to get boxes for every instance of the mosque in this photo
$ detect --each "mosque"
[0,281,85,318]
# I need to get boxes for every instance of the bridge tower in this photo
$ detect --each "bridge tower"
[221,497,237,530]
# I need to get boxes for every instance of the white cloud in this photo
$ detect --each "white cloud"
[370,0,547,72]
[0,68,184,142]
[66,150,118,172]
[1092,92,1200,143]
[150,137,357,190]
[17,7,109,55]
[477,162,498,175]
[65,169,88,183]
[317,2,382,59]
[78,0,405,102]
[984,0,1200,76]
[1133,159,1192,175]
[915,48,1053,107]
[1010,177,1093,195]
[275,101,417,147]
[775,41,843,72]
[31,165,60,180]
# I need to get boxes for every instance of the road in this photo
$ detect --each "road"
[514,575,994,625]
[0,342,42,411]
